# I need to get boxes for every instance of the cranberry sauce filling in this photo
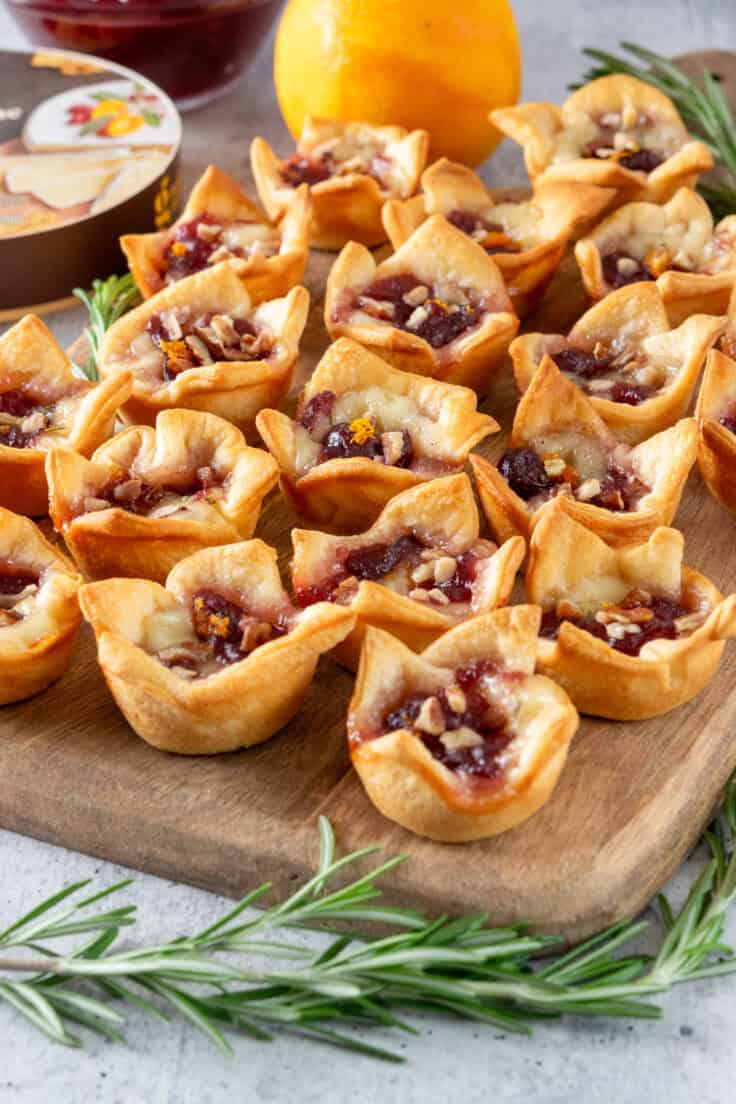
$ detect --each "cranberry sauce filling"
[539,588,697,657]
[445,209,521,255]
[190,590,287,666]
[584,122,664,174]
[601,250,655,290]
[164,215,222,278]
[86,467,219,517]
[498,445,648,511]
[0,388,52,449]
[146,307,269,381]
[298,390,414,469]
[382,661,514,780]
[0,567,39,596]
[551,347,657,406]
[352,273,481,349]
[719,402,736,435]
[281,152,336,187]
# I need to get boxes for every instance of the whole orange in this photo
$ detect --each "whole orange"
[274,0,521,167]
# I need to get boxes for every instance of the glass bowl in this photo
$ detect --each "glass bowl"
[4,0,281,110]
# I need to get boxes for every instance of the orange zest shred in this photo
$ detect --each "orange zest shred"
[170,241,188,257]
[349,417,377,444]
[159,338,191,361]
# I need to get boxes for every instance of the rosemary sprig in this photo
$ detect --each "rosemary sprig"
[1,779,735,1060]
[72,273,141,381]
[578,41,736,220]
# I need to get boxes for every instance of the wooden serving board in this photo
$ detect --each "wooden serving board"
[1,217,736,945]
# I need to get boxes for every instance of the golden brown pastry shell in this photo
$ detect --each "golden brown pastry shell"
[46,408,278,583]
[290,473,524,670]
[121,164,311,305]
[0,508,83,705]
[250,117,429,249]
[348,606,578,842]
[255,337,498,533]
[97,260,309,440]
[511,283,725,443]
[325,214,518,394]
[527,505,736,720]
[470,355,697,547]
[695,347,736,514]
[0,315,132,516]
[79,539,354,754]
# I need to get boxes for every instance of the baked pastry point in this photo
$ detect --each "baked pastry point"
[256,337,499,533]
[695,347,736,514]
[97,259,309,439]
[491,74,713,205]
[471,355,697,547]
[348,605,578,842]
[0,506,82,705]
[251,116,429,249]
[527,503,736,720]
[46,408,278,583]
[0,314,132,517]
[291,472,525,670]
[575,187,736,325]
[510,282,725,443]
[121,164,311,305]
[79,539,355,754]
[383,157,614,316]
[325,214,518,394]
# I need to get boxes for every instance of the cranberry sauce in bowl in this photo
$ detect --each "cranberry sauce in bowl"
[551,345,661,406]
[497,442,649,512]
[379,662,517,782]
[539,588,705,658]
[6,1,281,110]
[345,273,482,349]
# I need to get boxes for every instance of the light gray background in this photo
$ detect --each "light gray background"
[2,3,736,1101]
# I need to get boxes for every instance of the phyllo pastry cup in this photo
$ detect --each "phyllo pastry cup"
[527,504,736,720]
[695,347,736,514]
[0,315,132,517]
[575,187,736,325]
[491,75,712,204]
[46,408,278,583]
[347,605,578,842]
[0,507,83,704]
[324,214,518,395]
[79,539,354,754]
[471,355,697,547]
[121,164,311,305]
[291,473,525,670]
[383,158,613,316]
[97,259,309,439]
[251,116,429,249]
[510,282,725,443]
[256,337,498,533]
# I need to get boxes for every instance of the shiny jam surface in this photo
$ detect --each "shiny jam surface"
[0,389,50,449]
[298,391,415,470]
[539,588,694,657]
[552,347,656,406]
[497,445,648,512]
[353,273,481,348]
[6,1,281,107]
[164,216,224,278]
[382,661,515,780]
[281,153,336,187]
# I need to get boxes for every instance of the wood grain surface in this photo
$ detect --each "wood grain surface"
[1,194,735,945]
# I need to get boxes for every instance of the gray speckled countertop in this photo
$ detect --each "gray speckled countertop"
[2,3,736,1101]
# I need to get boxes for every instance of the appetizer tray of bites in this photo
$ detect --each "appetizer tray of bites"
[1,78,736,941]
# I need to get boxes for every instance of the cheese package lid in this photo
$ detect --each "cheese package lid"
[0,47,181,319]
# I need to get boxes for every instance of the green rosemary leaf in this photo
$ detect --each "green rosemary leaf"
[72,273,141,381]
[0,880,92,943]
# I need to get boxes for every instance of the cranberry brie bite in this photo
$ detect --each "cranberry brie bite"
[0,507,82,705]
[79,540,354,754]
[383,158,613,316]
[121,164,311,305]
[291,473,525,670]
[251,117,429,249]
[471,355,697,546]
[0,315,132,517]
[527,504,736,720]
[576,187,736,325]
[325,215,518,394]
[491,75,712,205]
[97,259,309,438]
[46,409,278,583]
[695,348,736,515]
[348,606,578,842]
[256,337,498,533]
[511,282,725,443]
